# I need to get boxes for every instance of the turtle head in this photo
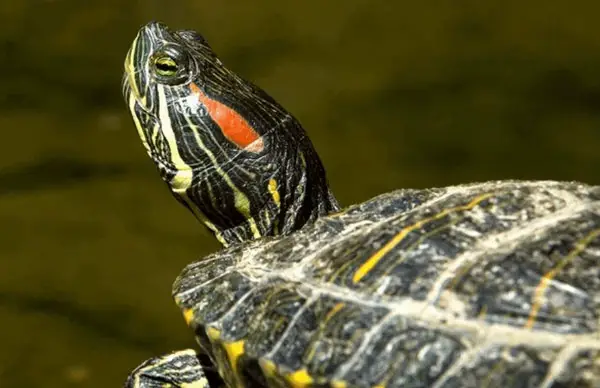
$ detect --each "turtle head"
[122,22,339,246]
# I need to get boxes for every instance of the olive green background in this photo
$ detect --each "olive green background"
[1,1,599,387]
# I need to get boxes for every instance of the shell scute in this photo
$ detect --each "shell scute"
[341,315,464,387]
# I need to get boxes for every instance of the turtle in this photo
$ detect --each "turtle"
[121,21,600,388]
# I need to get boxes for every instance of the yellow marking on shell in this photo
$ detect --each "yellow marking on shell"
[259,359,278,377]
[374,385,385,388]
[526,227,600,329]
[353,193,493,283]
[182,308,194,325]
[286,369,314,388]
[206,326,246,387]
[324,302,345,322]
[223,340,246,375]
[206,327,221,342]
[268,178,281,207]
[378,220,462,285]
[304,304,344,363]
[183,114,261,241]
[331,380,348,388]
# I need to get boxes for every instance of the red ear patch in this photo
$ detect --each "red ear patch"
[190,83,264,153]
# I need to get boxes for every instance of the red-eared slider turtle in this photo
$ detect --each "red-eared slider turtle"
[122,21,600,388]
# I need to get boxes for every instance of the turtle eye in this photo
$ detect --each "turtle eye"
[153,55,178,77]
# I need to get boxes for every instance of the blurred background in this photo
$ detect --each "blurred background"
[1,0,599,386]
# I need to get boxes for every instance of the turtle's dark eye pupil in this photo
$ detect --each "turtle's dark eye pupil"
[157,62,176,72]
[154,56,178,77]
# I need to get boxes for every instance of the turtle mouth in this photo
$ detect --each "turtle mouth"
[121,65,156,118]
[122,22,168,116]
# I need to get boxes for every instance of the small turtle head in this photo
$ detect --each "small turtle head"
[122,22,339,246]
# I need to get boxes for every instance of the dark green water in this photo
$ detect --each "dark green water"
[1,1,599,386]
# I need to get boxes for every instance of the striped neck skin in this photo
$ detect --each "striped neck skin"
[122,22,340,247]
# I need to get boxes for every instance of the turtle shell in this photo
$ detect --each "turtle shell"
[174,180,600,388]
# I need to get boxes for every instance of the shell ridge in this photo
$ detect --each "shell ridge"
[274,267,600,371]
[426,199,600,304]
